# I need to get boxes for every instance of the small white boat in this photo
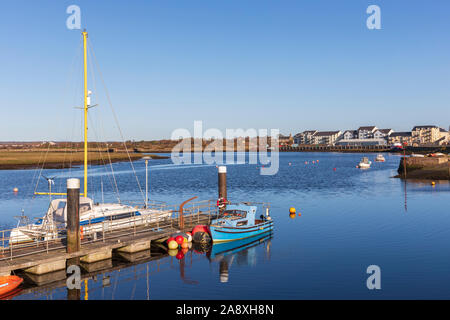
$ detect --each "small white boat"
[375,154,385,162]
[357,157,371,169]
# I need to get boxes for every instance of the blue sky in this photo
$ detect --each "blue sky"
[1,0,449,141]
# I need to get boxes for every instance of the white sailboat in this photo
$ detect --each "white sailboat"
[10,30,172,244]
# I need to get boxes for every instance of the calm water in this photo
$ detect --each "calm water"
[3,152,450,300]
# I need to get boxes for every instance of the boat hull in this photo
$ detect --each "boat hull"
[0,276,23,297]
[210,220,274,243]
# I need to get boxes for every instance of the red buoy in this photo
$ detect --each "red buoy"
[176,251,184,260]
[166,237,175,244]
[192,225,211,236]
[175,235,184,245]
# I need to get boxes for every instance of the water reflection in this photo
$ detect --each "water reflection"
[205,233,272,283]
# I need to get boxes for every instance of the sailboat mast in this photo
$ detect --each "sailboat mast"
[82,30,88,198]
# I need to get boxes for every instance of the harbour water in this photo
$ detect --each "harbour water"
[2,152,450,299]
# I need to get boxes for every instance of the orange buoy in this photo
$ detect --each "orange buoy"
[181,242,189,249]
[298,212,301,216]
[13,188,18,193]
[80,226,84,240]
[289,207,296,214]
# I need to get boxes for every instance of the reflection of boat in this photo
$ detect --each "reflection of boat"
[357,157,371,169]
[375,154,385,162]
[209,232,272,260]
[209,203,273,243]
[208,232,272,283]
[0,276,23,298]
[9,30,172,245]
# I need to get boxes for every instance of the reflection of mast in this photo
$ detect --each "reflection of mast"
[265,239,272,261]
[219,260,228,283]
[404,179,407,212]
[219,255,235,283]
[179,253,199,285]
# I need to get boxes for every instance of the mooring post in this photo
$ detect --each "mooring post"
[67,178,80,253]
[218,166,227,200]
[218,166,227,213]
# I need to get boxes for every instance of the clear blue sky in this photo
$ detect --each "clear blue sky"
[1,0,449,141]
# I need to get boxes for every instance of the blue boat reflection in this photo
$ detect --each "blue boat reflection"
[206,231,272,283]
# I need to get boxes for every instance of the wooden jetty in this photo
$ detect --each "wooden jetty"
[0,203,217,277]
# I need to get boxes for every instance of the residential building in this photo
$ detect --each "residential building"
[311,131,342,145]
[293,130,317,145]
[411,125,440,145]
[388,132,413,146]
[357,126,378,139]
[373,129,393,139]
[438,128,449,145]
[342,130,357,140]
[278,134,294,147]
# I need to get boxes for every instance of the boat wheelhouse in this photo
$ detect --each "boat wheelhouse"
[209,203,273,243]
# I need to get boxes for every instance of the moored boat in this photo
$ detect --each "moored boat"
[357,157,371,169]
[375,154,385,162]
[0,276,23,297]
[209,203,273,243]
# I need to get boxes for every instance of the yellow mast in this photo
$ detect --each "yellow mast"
[82,30,88,198]
[34,31,89,198]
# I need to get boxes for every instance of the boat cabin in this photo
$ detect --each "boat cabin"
[38,197,94,225]
[213,204,257,228]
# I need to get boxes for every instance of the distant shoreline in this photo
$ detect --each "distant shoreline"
[0,151,168,170]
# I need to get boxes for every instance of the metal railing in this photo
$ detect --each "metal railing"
[0,200,218,262]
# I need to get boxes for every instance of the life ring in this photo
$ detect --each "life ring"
[216,197,227,208]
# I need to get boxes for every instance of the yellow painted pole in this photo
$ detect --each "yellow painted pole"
[82,30,88,197]
[84,279,88,300]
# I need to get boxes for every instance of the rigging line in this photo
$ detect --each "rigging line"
[22,38,83,213]
[87,39,146,203]
[87,48,121,202]
[87,111,121,203]
[32,142,52,200]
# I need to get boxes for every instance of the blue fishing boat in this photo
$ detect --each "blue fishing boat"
[209,203,273,243]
